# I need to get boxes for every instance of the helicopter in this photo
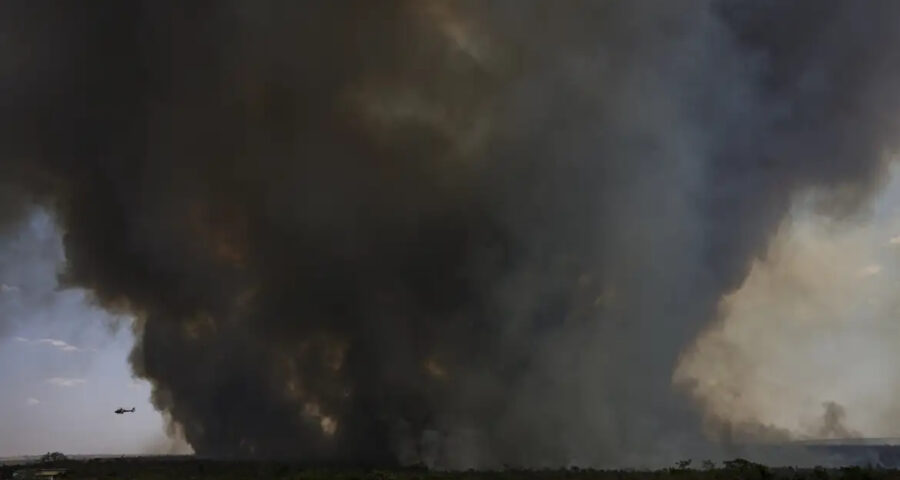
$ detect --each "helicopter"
[114,407,135,414]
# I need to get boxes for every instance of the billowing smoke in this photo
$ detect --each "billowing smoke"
[3,0,900,468]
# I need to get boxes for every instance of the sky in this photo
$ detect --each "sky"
[0,209,190,457]
[676,162,900,442]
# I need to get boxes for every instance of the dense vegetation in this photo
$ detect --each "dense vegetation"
[0,457,894,480]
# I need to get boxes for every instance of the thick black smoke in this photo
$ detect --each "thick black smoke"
[2,0,900,468]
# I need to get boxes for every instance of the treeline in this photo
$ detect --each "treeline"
[0,457,889,480]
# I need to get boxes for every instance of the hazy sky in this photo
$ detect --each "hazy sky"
[0,210,189,457]
[677,163,900,442]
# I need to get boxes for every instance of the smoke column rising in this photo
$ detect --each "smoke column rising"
[2,0,900,468]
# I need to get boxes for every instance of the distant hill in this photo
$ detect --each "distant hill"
[803,443,900,468]
[0,454,193,466]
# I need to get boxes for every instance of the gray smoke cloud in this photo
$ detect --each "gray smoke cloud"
[2,0,900,468]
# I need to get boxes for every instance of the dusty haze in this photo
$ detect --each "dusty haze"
[2,0,900,468]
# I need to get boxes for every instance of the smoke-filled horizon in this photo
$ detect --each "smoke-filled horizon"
[3,0,900,468]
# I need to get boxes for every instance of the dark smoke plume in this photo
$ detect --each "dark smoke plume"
[817,402,860,440]
[2,0,900,468]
